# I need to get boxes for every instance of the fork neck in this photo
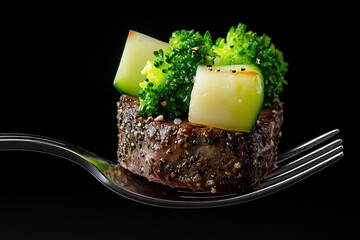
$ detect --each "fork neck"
[0,133,110,173]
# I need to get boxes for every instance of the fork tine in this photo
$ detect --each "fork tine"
[261,145,343,188]
[256,151,344,197]
[277,129,339,164]
[266,139,343,179]
[179,193,238,200]
[175,188,238,200]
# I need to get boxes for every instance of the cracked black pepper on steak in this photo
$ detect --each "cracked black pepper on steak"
[116,95,284,193]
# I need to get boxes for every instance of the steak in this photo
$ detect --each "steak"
[116,95,284,193]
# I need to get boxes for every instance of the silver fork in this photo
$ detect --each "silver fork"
[0,129,343,208]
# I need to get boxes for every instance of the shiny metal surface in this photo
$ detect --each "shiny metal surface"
[0,129,343,208]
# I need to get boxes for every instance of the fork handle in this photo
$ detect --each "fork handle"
[0,133,110,173]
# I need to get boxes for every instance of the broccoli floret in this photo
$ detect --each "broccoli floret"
[139,30,214,117]
[213,23,288,107]
[137,24,288,117]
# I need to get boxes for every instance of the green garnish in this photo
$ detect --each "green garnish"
[138,30,214,117]
[213,23,288,107]
[119,23,288,117]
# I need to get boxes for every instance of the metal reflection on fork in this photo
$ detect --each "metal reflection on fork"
[0,129,344,208]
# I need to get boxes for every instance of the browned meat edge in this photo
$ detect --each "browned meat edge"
[116,95,284,193]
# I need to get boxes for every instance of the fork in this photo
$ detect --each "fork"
[0,129,343,208]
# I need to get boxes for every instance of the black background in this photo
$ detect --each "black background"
[1,5,358,239]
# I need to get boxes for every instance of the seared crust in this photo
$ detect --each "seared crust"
[117,95,283,193]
